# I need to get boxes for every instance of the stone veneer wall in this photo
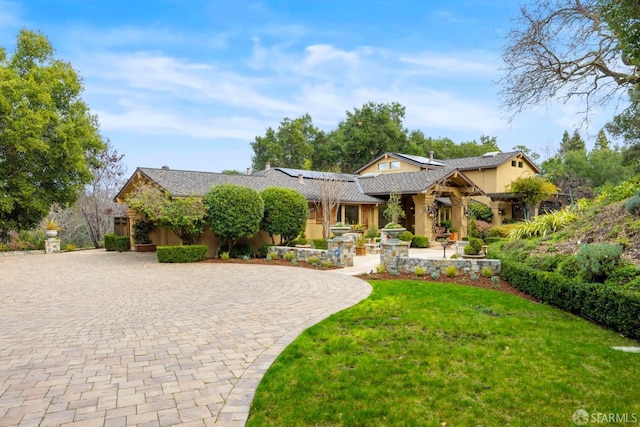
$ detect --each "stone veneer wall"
[395,257,501,276]
[268,238,355,267]
[381,241,501,275]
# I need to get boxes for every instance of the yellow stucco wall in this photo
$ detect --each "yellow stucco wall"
[358,157,422,175]
[494,160,537,192]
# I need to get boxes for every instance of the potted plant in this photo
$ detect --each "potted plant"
[382,192,407,242]
[44,219,60,238]
[449,226,459,241]
[133,219,157,252]
[354,235,367,256]
[364,223,379,244]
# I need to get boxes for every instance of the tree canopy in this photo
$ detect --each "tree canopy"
[203,184,264,256]
[250,102,503,173]
[0,29,104,240]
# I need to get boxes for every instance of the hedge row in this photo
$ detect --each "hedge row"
[104,234,130,252]
[489,243,640,339]
[157,245,208,263]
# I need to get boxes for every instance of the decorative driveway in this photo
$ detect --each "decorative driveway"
[0,251,371,426]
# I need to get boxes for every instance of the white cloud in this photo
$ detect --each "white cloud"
[399,51,499,78]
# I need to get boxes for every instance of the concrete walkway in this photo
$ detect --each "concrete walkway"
[0,250,371,426]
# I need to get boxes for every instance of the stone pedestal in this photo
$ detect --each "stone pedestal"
[45,238,60,254]
[328,238,354,267]
[380,241,409,272]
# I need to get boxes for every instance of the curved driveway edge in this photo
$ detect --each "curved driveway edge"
[0,251,371,426]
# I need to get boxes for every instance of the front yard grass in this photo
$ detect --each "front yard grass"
[248,280,640,426]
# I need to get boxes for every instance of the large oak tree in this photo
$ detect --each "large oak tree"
[0,29,104,241]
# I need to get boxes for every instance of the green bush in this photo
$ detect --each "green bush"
[557,255,580,277]
[105,234,130,252]
[284,253,296,261]
[204,184,264,255]
[445,265,457,277]
[414,266,426,277]
[411,235,429,248]
[469,202,493,222]
[484,237,503,245]
[256,243,271,258]
[463,237,483,255]
[230,243,252,258]
[625,194,640,215]
[525,253,572,273]
[157,245,207,263]
[260,187,308,245]
[491,241,640,339]
[312,239,328,250]
[113,236,130,252]
[104,233,116,251]
[576,243,623,283]
[481,267,493,278]
[398,230,413,242]
[19,229,45,250]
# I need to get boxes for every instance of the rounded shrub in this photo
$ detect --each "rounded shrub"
[260,187,308,245]
[399,230,414,242]
[463,237,483,255]
[625,194,640,216]
[411,235,429,248]
[576,243,623,283]
[445,265,457,277]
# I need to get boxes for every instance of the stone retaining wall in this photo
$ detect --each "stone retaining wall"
[268,237,355,267]
[269,246,329,263]
[395,257,501,275]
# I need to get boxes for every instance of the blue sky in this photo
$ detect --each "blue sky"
[0,0,616,175]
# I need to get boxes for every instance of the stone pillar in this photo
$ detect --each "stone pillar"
[45,238,60,254]
[412,194,436,240]
[379,240,409,272]
[328,238,354,267]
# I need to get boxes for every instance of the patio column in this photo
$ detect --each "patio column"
[450,194,463,240]
[412,194,436,240]
[490,201,503,226]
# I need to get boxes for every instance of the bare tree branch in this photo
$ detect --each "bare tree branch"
[500,0,640,120]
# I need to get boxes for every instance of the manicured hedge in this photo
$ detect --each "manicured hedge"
[157,245,207,263]
[411,235,429,248]
[104,234,130,252]
[489,242,640,339]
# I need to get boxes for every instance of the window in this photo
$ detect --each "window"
[344,205,359,225]
[378,204,387,226]
[308,203,316,220]
[378,162,388,171]
[439,207,452,225]
[518,161,523,168]
[390,161,401,170]
[511,160,517,167]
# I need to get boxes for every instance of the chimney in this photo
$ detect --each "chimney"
[265,162,271,171]
[162,165,170,170]
[246,167,251,175]
[298,173,304,184]
[429,151,434,162]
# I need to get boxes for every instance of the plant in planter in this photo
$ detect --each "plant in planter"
[330,222,351,238]
[354,235,367,255]
[44,219,60,238]
[463,237,484,257]
[133,219,156,251]
[364,224,379,243]
[398,230,414,246]
[383,191,405,226]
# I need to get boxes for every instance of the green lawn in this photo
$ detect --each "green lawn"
[248,280,640,426]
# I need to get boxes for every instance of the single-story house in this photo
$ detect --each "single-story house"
[114,150,557,253]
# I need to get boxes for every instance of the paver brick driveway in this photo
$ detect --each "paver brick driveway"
[0,251,371,426]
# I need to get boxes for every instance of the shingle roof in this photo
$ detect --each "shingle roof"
[136,167,384,204]
[357,168,459,195]
[441,151,539,171]
[356,151,541,174]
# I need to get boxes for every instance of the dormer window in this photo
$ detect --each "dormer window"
[518,161,523,168]
[511,160,517,167]
[390,161,401,170]
[378,162,388,171]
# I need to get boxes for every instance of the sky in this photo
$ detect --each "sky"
[0,0,619,175]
